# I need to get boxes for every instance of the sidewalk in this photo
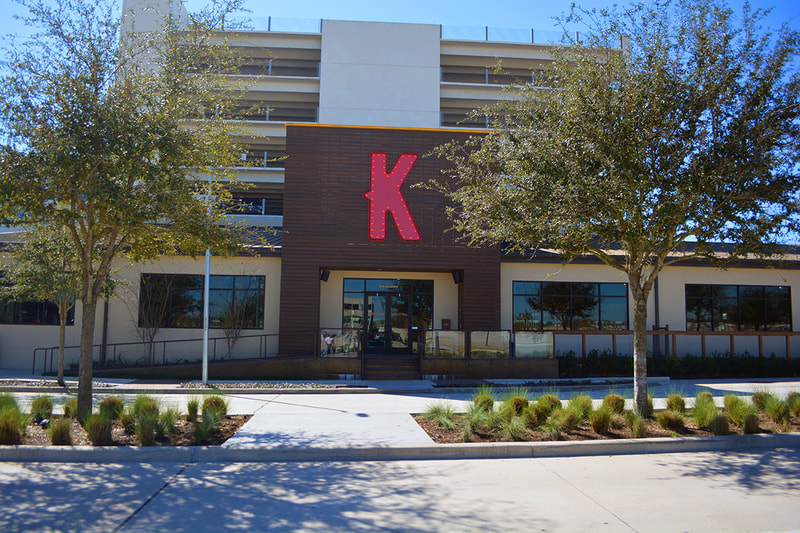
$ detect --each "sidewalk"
[2,369,800,463]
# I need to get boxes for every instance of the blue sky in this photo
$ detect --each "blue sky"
[1,0,799,40]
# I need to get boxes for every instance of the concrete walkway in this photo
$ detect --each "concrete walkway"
[2,371,800,462]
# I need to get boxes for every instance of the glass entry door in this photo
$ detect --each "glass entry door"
[365,292,410,353]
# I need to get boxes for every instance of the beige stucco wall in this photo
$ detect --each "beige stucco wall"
[501,260,800,358]
[0,255,281,370]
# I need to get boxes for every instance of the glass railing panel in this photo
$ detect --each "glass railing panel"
[470,331,511,358]
[424,330,465,358]
[320,328,361,357]
[514,331,555,358]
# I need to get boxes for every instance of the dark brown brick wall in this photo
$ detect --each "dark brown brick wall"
[279,125,500,354]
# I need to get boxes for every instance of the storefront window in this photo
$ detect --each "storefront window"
[139,274,265,329]
[686,284,791,331]
[513,281,628,331]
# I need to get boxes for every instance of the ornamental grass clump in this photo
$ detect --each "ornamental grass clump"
[48,417,72,445]
[158,408,180,438]
[83,414,113,446]
[0,404,27,445]
[522,403,550,429]
[630,414,649,439]
[98,396,124,420]
[707,413,729,436]
[724,394,743,416]
[589,405,612,434]
[136,414,159,446]
[696,391,714,405]
[786,392,800,417]
[0,393,18,412]
[423,403,457,430]
[763,396,790,430]
[133,395,160,418]
[193,409,222,445]
[731,403,760,434]
[692,395,718,429]
[30,395,54,423]
[536,394,562,415]
[63,398,78,419]
[187,398,200,423]
[501,416,528,441]
[656,410,685,431]
[751,391,774,411]
[499,396,529,420]
[202,395,229,418]
[568,395,593,422]
[473,394,494,413]
[602,394,625,414]
[666,394,686,413]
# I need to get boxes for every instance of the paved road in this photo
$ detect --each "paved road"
[2,448,799,532]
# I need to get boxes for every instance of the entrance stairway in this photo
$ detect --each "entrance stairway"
[362,353,421,380]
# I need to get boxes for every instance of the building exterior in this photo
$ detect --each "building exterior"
[0,0,798,377]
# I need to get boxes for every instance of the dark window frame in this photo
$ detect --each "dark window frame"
[512,281,629,332]
[685,284,792,332]
[138,273,265,330]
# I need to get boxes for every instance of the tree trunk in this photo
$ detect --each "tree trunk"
[632,294,649,415]
[77,296,98,421]
[57,313,66,387]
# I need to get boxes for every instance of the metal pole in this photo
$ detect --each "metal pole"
[202,171,212,385]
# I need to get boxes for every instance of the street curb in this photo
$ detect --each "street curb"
[2,433,798,464]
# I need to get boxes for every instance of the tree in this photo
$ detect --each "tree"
[0,0,248,419]
[434,0,800,414]
[1,225,82,385]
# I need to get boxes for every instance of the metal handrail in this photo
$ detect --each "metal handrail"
[31,330,318,374]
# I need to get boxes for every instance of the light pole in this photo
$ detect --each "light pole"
[202,169,212,385]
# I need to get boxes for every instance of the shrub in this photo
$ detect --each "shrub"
[202,395,228,418]
[473,394,494,413]
[136,414,159,446]
[707,413,729,436]
[692,397,719,428]
[423,403,457,430]
[763,396,790,429]
[0,407,26,445]
[786,392,800,416]
[133,395,160,418]
[568,396,593,421]
[536,394,562,415]
[98,397,125,420]
[589,405,612,434]
[656,410,685,431]
[522,403,549,429]
[751,391,774,411]
[187,398,200,423]
[631,415,649,439]
[666,394,685,413]
[30,395,54,423]
[84,415,113,446]
[602,394,625,414]
[49,417,72,445]
[63,398,78,419]
[723,394,743,415]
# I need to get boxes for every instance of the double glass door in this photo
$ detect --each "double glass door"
[365,292,410,353]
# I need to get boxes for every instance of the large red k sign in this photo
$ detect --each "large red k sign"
[363,152,421,242]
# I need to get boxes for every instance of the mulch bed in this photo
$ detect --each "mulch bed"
[19,416,250,446]
[414,413,800,444]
